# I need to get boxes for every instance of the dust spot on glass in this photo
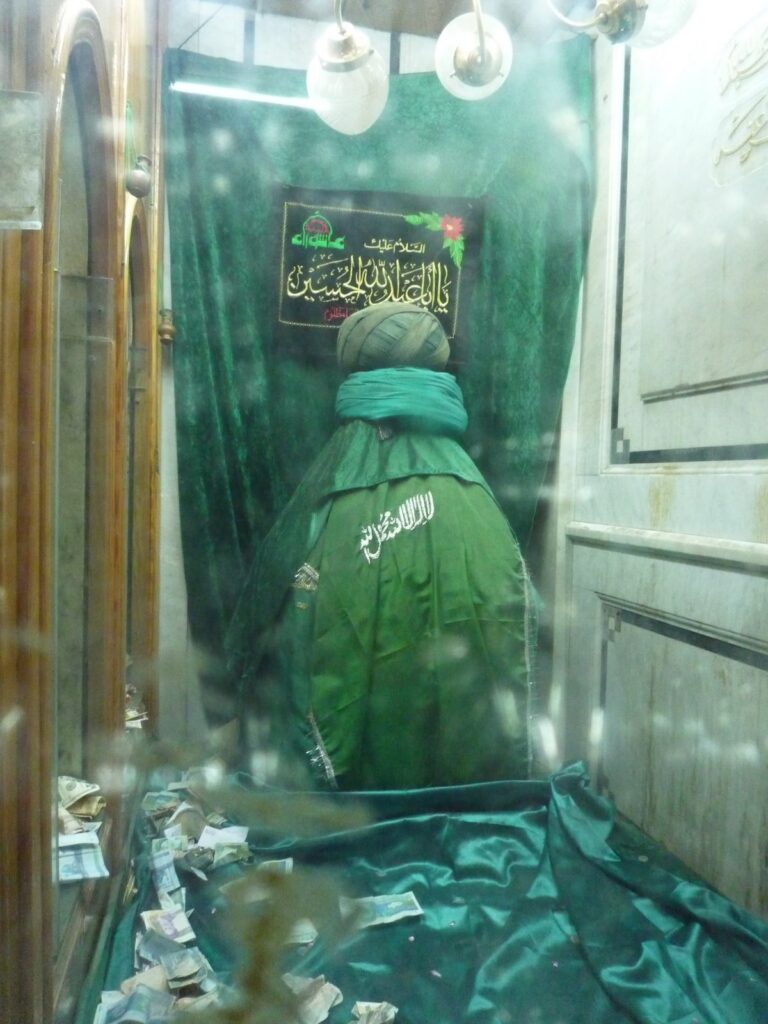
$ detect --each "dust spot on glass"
[212,174,231,195]
[0,706,24,737]
[547,105,583,152]
[211,128,233,153]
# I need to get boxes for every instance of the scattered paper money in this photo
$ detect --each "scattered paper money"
[197,824,249,849]
[159,887,186,913]
[150,835,189,858]
[93,983,175,1024]
[58,832,109,882]
[69,792,107,818]
[177,846,213,880]
[58,775,100,809]
[141,792,180,820]
[212,842,250,869]
[166,802,207,840]
[91,991,122,1024]
[175,988,224,1013]
[150,848,181,894]
[350,1001,398,1023]
[119,965,169,996]
[137,928,186,966]
[58,803,85,835]
[283,974,343,1024]
[339,891,423,930]
[141,908,196,944]
[160,947,213,991]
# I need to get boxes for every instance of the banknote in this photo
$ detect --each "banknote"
[119,965,169,996]
[58,775,100,809]
[57,803,84,835]
[91,991,122,1024]
[141,791,180,819]
[160,946,212,990]
[68,793,106,819]
[197,824,249,849]
[141,908,196,944]
[350,1001,398,1023]
[175,988,224,1013]
[150,835,189,858]
[93,983,175,1024]
[58,832,109,882]
[137,928,185,966]
[158,887,186,913]
[212,842,250,869]
[283,974,342,1024]
[150,848,181,894]
[166,802,207,840]
[339,891,423,929]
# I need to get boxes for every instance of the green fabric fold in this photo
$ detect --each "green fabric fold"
[335,368,469,438]
[95,764,768,1024]
[224,420,498,705]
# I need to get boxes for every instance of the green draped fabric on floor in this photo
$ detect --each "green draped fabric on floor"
[96,764,768,1024]
[162,41,593,712]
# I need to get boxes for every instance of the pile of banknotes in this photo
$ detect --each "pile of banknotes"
[91,767,419,1023]
[57,775,109,882]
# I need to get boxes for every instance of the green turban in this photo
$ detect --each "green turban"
[337,302,450,374]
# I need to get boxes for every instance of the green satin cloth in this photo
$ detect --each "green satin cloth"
[335,369,469,438]
[163,42,593,698]
[96,764,768,1024]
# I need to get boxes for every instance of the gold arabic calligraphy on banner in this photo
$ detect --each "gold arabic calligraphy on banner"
[276,190,482,343]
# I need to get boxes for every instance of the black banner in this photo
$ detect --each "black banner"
[275,185,483,356]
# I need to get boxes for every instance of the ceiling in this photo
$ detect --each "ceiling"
[214,1,573,43]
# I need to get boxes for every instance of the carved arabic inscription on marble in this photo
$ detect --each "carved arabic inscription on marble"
[713,10,768,184]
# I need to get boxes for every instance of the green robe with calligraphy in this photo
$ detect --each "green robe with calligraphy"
[225,410,534,791]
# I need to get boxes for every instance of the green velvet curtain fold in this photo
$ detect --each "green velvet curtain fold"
[163,41,593,700]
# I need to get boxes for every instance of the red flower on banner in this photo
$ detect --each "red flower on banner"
[440,215,464,240]
[403,211,467,267]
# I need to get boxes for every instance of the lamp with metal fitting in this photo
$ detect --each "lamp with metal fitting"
[545,0,696,46]
[306,0,389,135]
[434,0,514,101]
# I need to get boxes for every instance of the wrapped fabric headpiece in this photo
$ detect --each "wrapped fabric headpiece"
[337,301,450,373]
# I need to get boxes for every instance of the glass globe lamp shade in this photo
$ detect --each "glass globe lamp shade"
[306,21,389,135]
[628,0,697,46]
[434,12,513,101]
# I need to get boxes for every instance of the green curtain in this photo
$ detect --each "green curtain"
[163,41,593,698]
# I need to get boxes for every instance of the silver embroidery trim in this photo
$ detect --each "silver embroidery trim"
[520,555,537,779]
[306,711,338,789]
[360,491,435,564]
[293,562,320,591]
